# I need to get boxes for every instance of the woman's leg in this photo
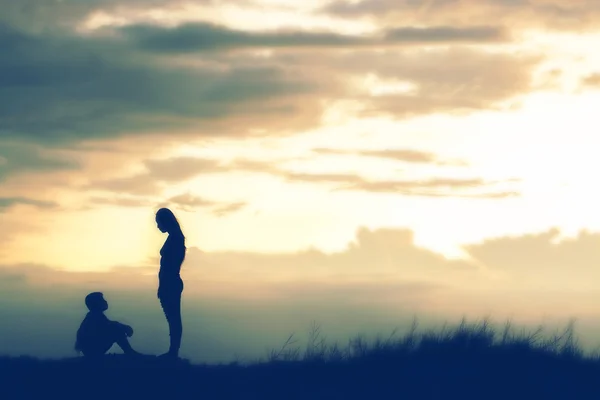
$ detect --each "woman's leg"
[160,289,183,357]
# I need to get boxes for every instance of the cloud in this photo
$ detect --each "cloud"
[87,196,156,208]
[0,4,540,151]
[463,229,600,288]
[84,189,247,217]
[84,155,518,199]
[84,155,271,193]
[582,73,600,88]
[0,13,539,154]
[0,0,204,32]
[0,210,48,256]
[87,175,165,196]
[313,147,469,166]
[0,197,58,211]
[158,192,246,216]
[277,46,541,119]
[355,149,440,163]
[382,25,505,42]
[122,22,507,53]
[84,156,229,196]
[165,193,217,208]
[320,0,600,32]
[145,157,227,181]
[211,201,247,217]
[0,142,80,182]
[0,22,335,146]
[354,49,540,118]
[183,227,478,283]
[281,172,518,198]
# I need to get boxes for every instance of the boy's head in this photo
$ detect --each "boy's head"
[85,292,108,312]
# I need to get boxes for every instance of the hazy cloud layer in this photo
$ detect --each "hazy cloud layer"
[281,172,516,198]
[0,142,80,182]
[85,155,519,198]
[2,226,600,362]
[123,22,507,53]
[464,229,600,288]
[322,48,541,119]
[321,0,600,31]
[85,190,246,216]
[0,197,58,211]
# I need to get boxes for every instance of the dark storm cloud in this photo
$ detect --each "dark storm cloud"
[0,10,537,155]
[0,142,80,182]
[123,22,506,53]
[0,1,542,192]
[0,22,327,146]
[0,0,204,32]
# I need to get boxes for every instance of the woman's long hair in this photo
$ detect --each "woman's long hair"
[156,208,185,238]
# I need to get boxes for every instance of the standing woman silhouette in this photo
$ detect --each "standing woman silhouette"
[155,208,186,359]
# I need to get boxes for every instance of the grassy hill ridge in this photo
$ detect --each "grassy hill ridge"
[2,318,599,399]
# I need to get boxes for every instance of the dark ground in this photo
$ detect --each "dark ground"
[1,319,599,399]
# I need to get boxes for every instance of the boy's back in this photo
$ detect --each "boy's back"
[75,292,140,358]
[75,311,111,353]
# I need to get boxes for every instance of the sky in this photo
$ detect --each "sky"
[2,0,600,363]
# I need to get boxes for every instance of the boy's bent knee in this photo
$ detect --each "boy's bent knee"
[108,323,128,339]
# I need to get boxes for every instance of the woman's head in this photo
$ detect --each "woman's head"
[156,208,182,234]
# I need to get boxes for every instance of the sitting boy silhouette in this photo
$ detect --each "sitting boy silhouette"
[75,292,142,358]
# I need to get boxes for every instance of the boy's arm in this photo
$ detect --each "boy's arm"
[110,320,134,336]
[99,314,130,335]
